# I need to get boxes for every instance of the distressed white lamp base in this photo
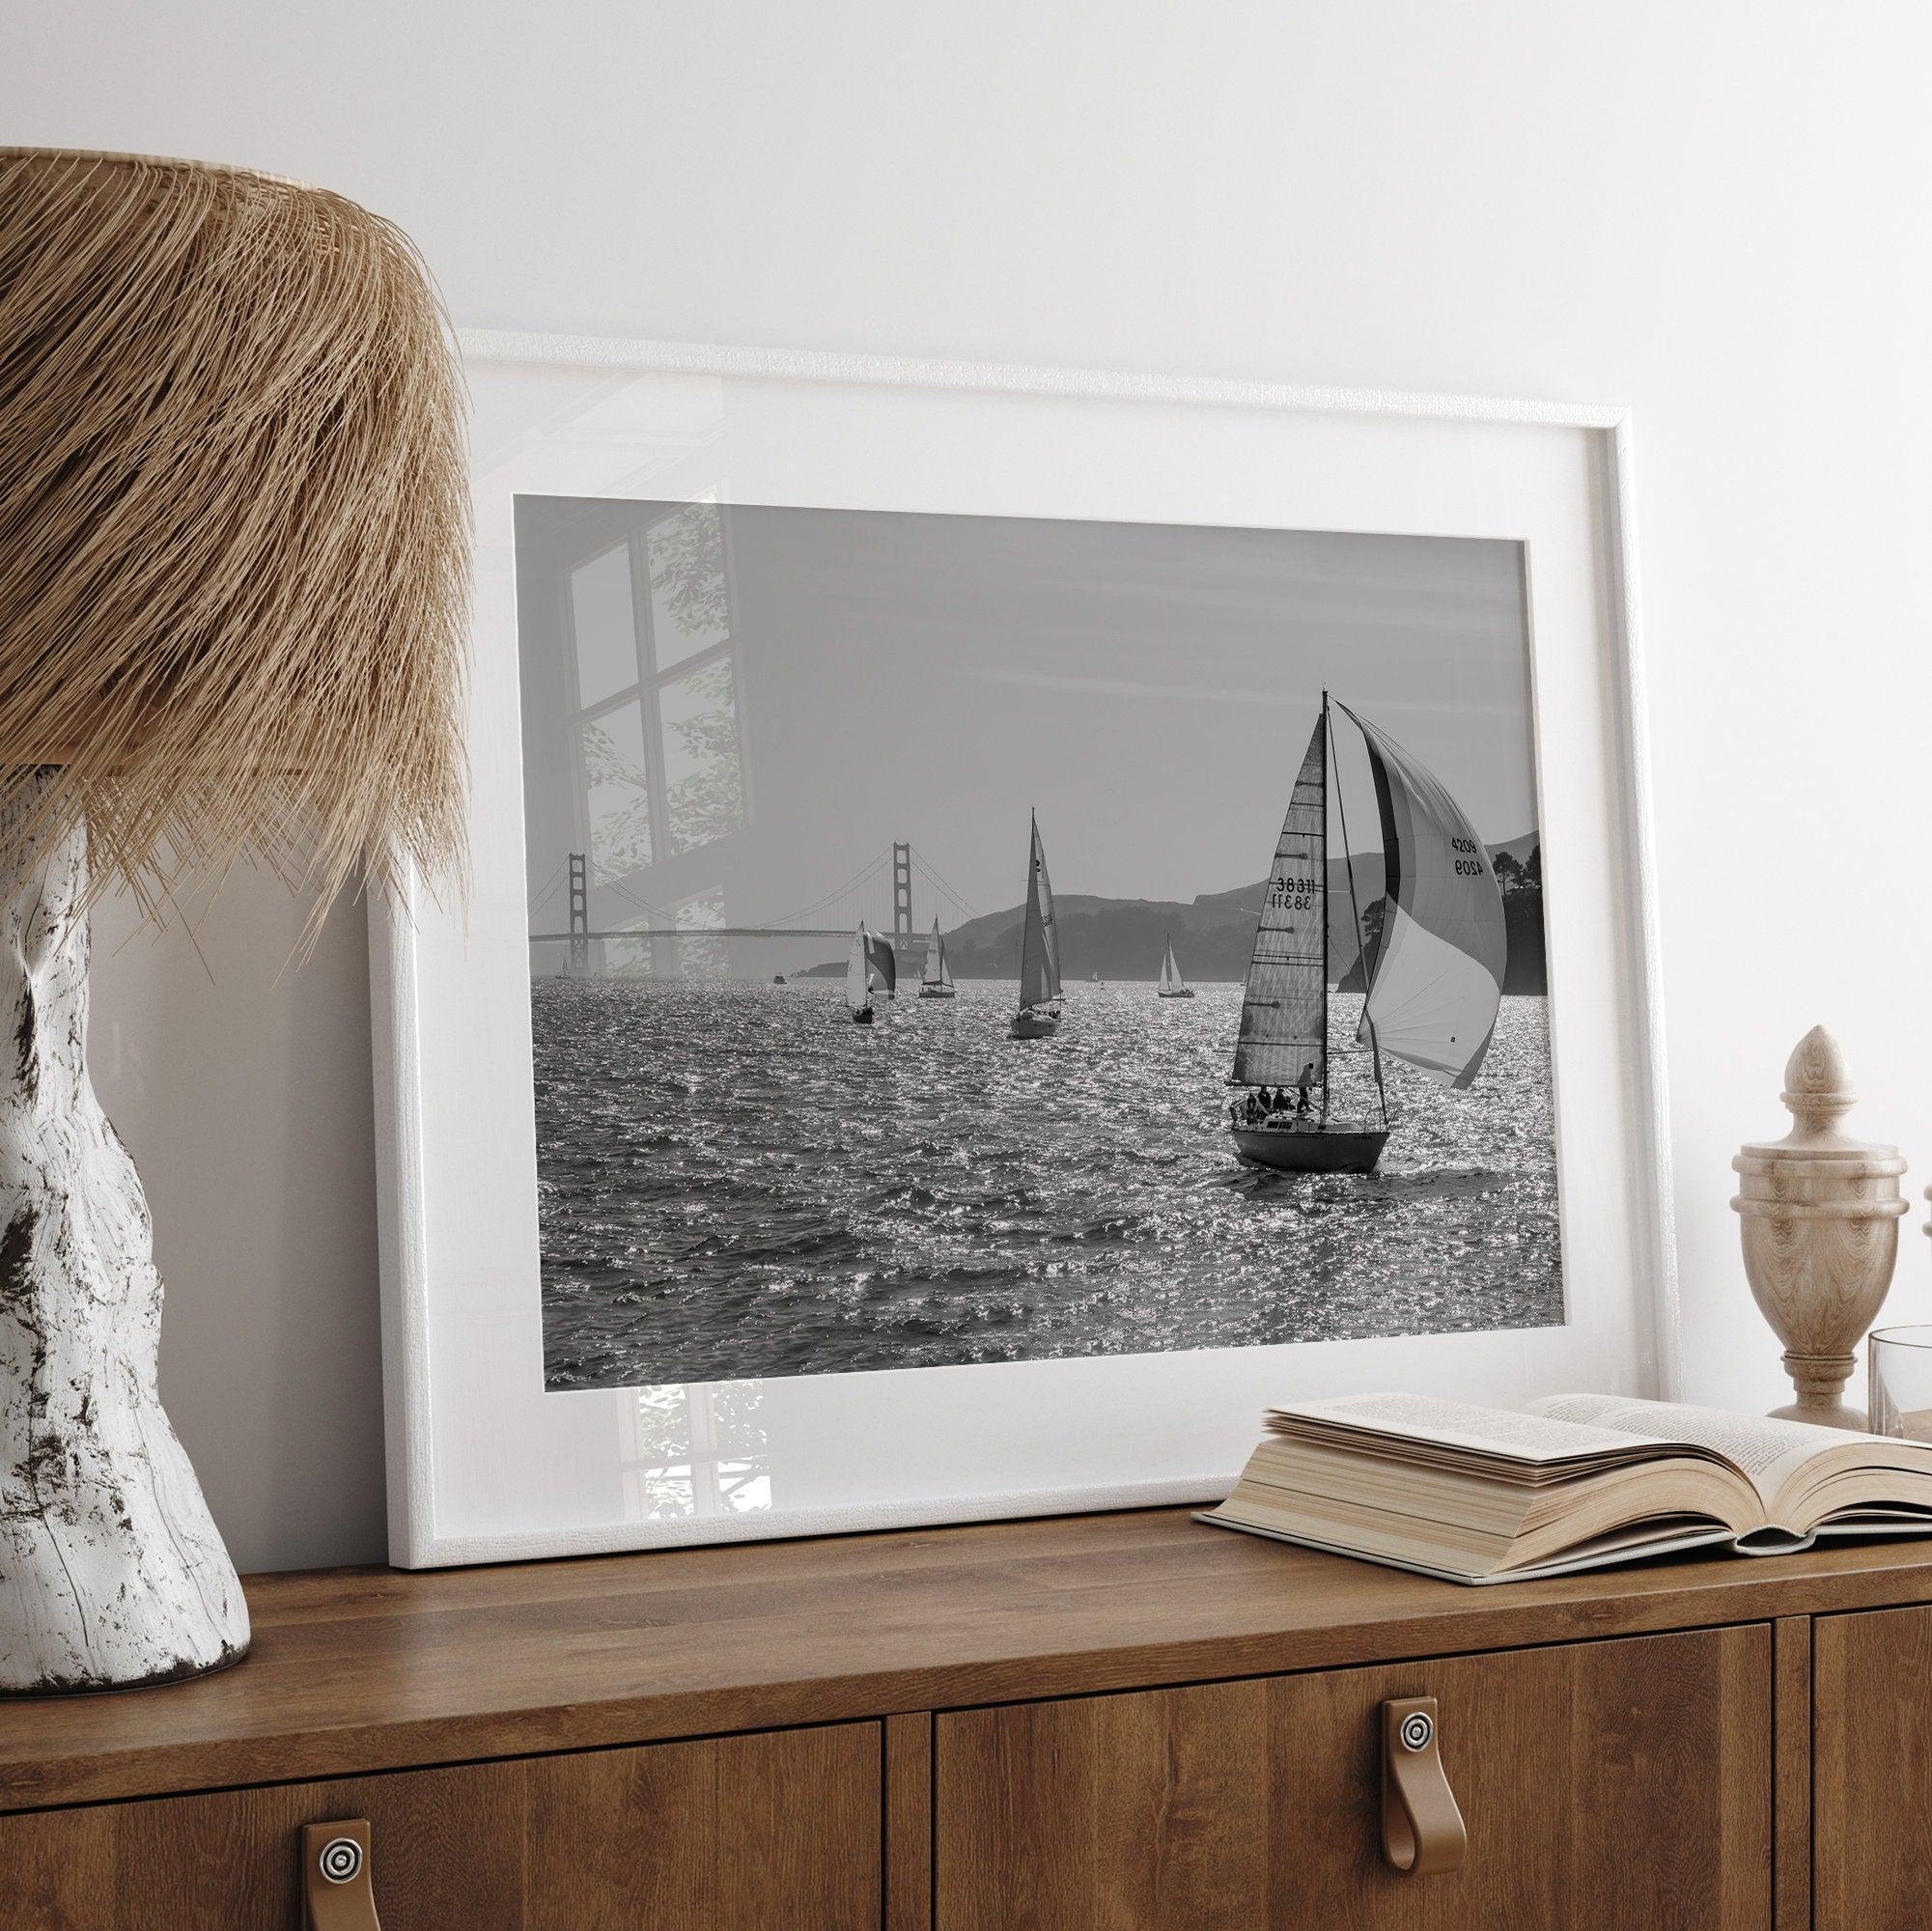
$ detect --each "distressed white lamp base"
[0,809,248,1693]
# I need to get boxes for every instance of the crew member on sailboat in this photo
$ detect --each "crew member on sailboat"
[1227,693,1506,1173]
[1010,810,1064,1039]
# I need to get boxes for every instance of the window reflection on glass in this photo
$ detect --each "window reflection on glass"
[623,1383,770,1520]
[675,887,728,977]
[580,701,652,882]
[647,503,730,673]
[659,660,743,854]
[569,544,640,709]
[556,503,745,971]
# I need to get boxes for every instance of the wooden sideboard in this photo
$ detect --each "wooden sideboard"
[6,1506,1932,1927]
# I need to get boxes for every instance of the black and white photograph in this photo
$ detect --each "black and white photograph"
[518,498,1558,1390]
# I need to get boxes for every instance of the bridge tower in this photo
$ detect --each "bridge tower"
[892,841,913,938]
[568,853,589,975]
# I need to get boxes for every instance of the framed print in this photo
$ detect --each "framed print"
[371,333,1675,1567]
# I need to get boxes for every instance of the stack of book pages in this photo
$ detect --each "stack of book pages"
[1199,1392,1932,1583]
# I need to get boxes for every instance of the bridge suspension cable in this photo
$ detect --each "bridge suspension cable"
[526,856,567,916]
[762,846,894,929]
[907,850,980,923]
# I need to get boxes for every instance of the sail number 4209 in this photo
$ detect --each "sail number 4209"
[1451,837,1486,878]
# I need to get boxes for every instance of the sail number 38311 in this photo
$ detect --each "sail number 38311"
[1270,875,1318,909]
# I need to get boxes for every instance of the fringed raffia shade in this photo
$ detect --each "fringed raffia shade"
[0,148,468,929]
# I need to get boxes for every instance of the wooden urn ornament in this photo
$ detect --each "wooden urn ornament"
[0,150,468,1693]
[1731,1026,1907,1430]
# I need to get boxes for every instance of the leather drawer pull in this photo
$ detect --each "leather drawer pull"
[302,1820,382,1930]
[1380,1698,1467,1876]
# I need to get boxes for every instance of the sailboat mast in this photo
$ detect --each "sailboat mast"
[1320,691,1330,1113]
[1330,699,1389,1127]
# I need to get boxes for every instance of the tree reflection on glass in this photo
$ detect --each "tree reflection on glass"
[675,886,728,977]
[647,501,730,671]
[661,660,743,853]
[625,1382,770,1520]
[580,702,652,882]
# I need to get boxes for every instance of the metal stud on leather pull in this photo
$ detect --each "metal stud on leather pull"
[1380,1697,1467,1876]
[302,1820,383,1929]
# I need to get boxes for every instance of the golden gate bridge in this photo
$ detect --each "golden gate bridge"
[528,841,983,972]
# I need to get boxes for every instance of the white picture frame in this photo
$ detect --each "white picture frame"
[371,331,1675,1569]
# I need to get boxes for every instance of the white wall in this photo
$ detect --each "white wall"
[10,1,1930,1572]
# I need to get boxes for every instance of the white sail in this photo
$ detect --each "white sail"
[1158,936,1189,995]
[1339,704,1506,1089]
[845,926,870,1012]
[1017,812,1062,1014]
[922,919,953,990]
[1231,719,1326,1090]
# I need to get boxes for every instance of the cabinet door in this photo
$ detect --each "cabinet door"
[1814,1603,1932,1931]
[0,1721,879,1930]
[937,1626,1770,1930]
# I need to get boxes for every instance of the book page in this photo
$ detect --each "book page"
[1270,1392,1670,1464]
[1529,1394,1851,1505]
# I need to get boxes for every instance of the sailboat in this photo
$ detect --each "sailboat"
[845,925,875,1024]
[1227,692,1506,1173]
[1156,933,1195,999]
[1009,810,1063,1039]
[845,920,897,1024]
[919,919,957,998]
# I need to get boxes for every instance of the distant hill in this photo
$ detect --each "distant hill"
[834,831,1546,992]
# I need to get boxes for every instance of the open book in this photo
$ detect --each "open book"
[1197,1392,1932,1583]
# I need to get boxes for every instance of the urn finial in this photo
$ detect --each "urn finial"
[1733,1025,1906,1430]
[1778,1024,1857,1146]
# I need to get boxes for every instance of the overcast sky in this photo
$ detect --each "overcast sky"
[734,507,1533,907]
[525,501,1541,928]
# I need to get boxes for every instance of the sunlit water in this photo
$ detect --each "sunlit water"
[533,978,1562,1388]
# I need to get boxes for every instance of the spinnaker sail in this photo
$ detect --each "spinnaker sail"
[864,927,897,997]
[1017,811,1062,1015]
[1231,719,1327,1092]
[845,926,871,1014]
[1338,704,1506,1089]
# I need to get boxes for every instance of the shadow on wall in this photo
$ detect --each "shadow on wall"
[88,871,388,1574]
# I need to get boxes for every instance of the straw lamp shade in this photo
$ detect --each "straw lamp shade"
[0,150,469,1692]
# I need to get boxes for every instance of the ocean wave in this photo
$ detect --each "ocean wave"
[534,977,1562,1388]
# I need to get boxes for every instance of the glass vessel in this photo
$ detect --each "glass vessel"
[1866,1326,1932,1440]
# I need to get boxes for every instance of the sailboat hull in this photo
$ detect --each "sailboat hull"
[919,985,957,999]
[1230,1124,1389,1174]
[1009,1012,1061,1040]
[1158,988,1195,999]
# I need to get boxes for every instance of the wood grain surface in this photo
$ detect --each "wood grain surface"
[1774,1615,1812,1931]
[0,1721,880,1930]
[1813,1601,1932,1931]
[936,1624,1772,1929]
[6,1505,1932,1813]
